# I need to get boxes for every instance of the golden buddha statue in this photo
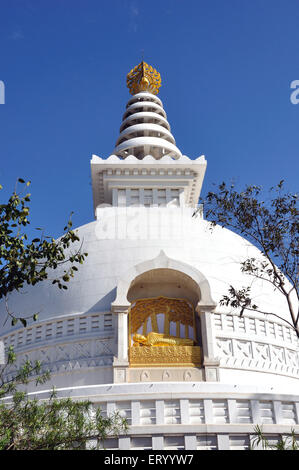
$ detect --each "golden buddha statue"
[133,332,195,347]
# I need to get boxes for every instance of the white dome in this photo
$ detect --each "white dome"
[0,216,290,325]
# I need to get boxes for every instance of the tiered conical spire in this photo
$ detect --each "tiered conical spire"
[113,62,182,160]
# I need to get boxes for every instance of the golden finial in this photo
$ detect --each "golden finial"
[126,61,161,95]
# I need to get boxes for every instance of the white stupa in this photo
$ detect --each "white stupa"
[1,61,298,450]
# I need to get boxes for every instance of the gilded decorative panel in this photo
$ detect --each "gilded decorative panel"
[128,296,201,367]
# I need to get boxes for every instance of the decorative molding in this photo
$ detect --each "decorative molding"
[1,312,113,353]
[212,312,299,379]
[212,312,298,346]
[90,153,207,210]
[1,314,115,382]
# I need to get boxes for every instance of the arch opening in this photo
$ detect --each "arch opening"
[127,268,201,307]
[126,268,203,368]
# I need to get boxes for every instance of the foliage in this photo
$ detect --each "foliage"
[199,181,299,337]
[0,347,128,450]
[251,425,299,450]
[0,179,88,326]
[0,179,127,450]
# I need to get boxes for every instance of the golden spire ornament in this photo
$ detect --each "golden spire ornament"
[126,61,161,95]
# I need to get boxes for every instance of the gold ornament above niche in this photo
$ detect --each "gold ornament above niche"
[127,61,161,95]
[130,296,195,338]
[128,296,201,368]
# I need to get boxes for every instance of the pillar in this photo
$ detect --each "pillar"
[197,305,220,382]
[0,341,4,365]
[111,304,130,383]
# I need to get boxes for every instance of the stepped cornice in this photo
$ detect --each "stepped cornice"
[90,154,207,211]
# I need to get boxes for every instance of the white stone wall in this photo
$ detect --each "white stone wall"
[22,382,299,450]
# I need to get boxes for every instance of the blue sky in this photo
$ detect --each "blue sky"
[0,0,298,239]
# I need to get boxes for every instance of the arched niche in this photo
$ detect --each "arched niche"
[111,250,216,312]
[127,268,201,307]
[127,268,201,357]
[111,251,217,377]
